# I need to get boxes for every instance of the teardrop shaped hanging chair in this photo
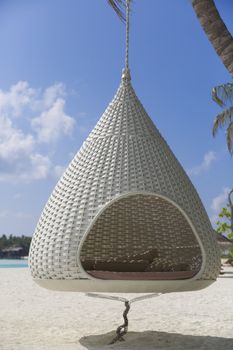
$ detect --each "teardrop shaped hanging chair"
[29,0,220,294]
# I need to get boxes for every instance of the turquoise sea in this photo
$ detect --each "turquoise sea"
[0,259,28,268]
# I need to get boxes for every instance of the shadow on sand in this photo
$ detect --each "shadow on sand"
[79,330,233,350]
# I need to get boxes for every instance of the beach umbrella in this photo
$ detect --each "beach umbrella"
[29,0,220,295]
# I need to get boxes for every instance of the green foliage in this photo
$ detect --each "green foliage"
[212,83,233,155]
[212,83,233,107]
[216,205,233,257]
[216,221,231,234]
[216,205,231,234]
[0,235,31,256]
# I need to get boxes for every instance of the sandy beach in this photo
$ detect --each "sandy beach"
[1,267,233,350]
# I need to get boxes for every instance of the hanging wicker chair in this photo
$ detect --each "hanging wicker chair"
[29,2,220,294]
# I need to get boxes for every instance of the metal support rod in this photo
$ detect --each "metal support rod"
[86,292,161,344]
[110,301,130,344]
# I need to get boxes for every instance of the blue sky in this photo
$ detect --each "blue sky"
[0,0,232,236]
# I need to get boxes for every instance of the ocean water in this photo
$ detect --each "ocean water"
[0,259,28,268]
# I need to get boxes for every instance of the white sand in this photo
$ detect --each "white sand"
[1,267,233,350]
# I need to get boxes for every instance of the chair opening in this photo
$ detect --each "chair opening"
[80,194,202,280]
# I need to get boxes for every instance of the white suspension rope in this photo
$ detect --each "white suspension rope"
[125,0,130,69]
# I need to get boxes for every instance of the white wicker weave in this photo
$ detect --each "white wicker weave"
[29,67,220,292]
[29,1,220,293]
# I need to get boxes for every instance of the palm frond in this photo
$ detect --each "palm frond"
[212,106,233,136]
[212,83,233,107]
[227,121,233,155]
[108,0,125,21]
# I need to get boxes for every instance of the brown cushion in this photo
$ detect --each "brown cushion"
[93,261,149,272]
[87,270,198,280]
[126,248,158,263]
[81,260,95,270]
[146,259,173,272]
[172,263,190,272]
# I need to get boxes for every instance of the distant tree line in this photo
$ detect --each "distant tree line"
[0,235,32,258]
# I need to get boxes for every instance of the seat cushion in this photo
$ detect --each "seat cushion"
[86,270,198,280]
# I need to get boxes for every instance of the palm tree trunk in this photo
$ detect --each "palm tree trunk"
[192,0,233,77]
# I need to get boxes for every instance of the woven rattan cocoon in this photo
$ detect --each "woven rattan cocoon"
[29,69,220,291]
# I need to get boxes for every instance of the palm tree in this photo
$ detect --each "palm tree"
[227,189,233,265]
[229,189,233,233]
[108,0,125,20]
[212,83,233,155]
[108,1,233,154]
[192,0,233,77]
[108,0,233,77]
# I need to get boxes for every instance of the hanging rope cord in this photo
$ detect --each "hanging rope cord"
[125,0,130,69]
[86,1,162,344]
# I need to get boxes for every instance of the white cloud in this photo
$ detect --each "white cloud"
[211,187,230,212]
[0,81,35,117]
[26,154,52,181]
[32,98,75,143]
[14,193,22,199]
[54,165,66,178]
[42,83,65,109]
[0,210,8,218]
[0,116,34,160]
[187,151,217,176]
[0,210,31,220]
[69,152,75,159]
[15,212,32,219]
[210,187,231,224]
[0,154,52,183]
[0,81,76,183]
